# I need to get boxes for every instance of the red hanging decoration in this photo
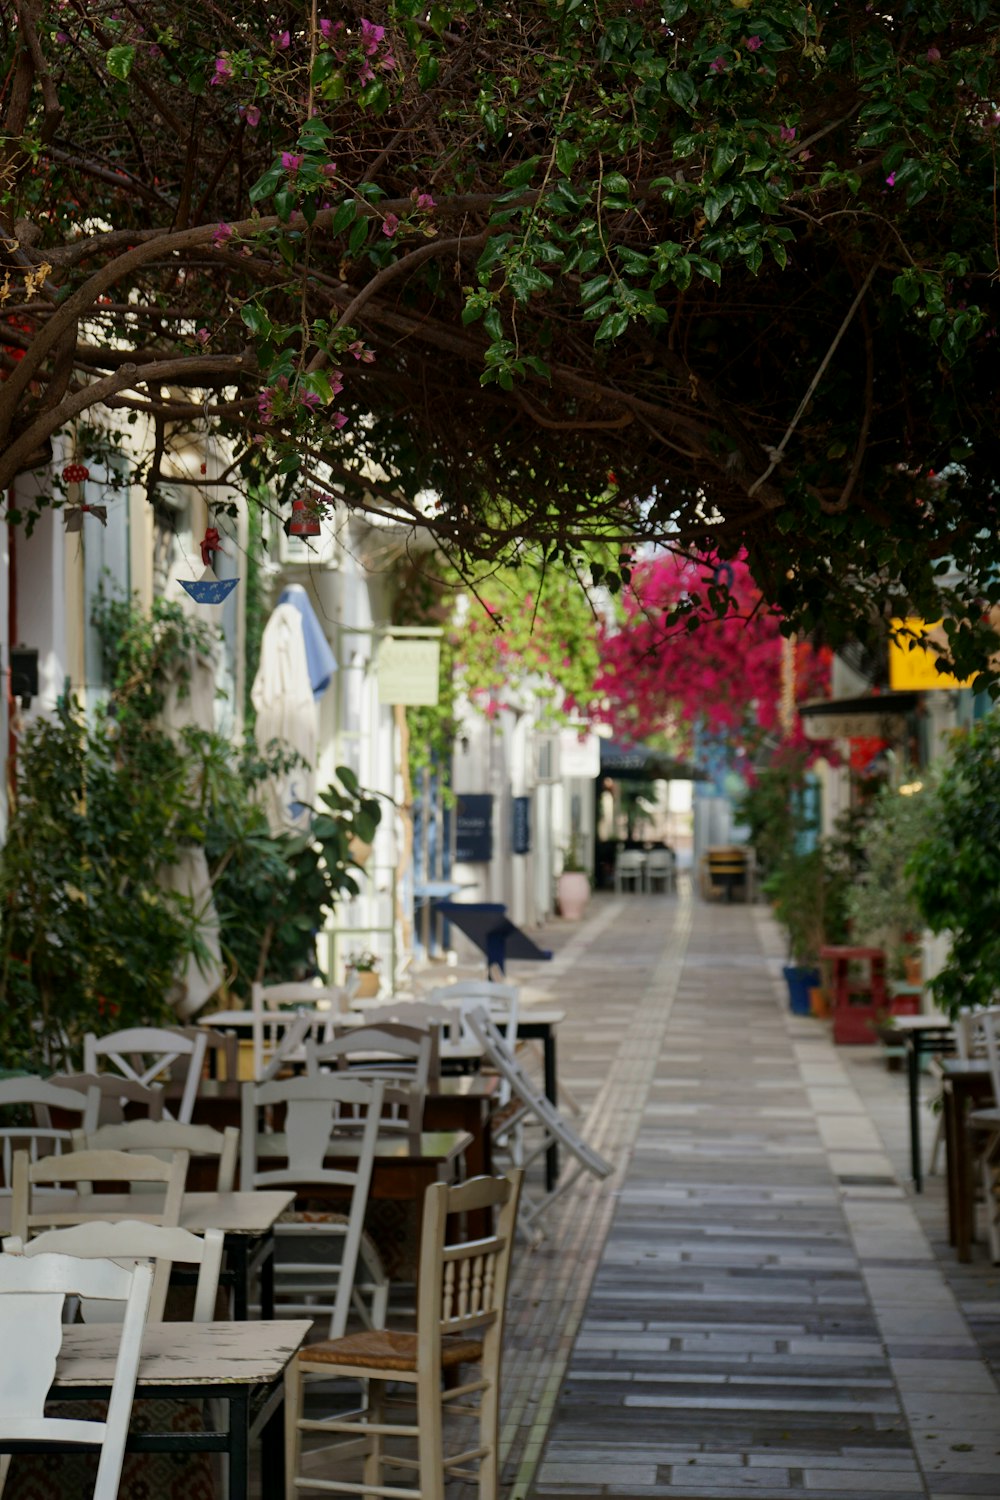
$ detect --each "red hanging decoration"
[289,497,322,537]
[62,462,90,485]
[200,527,223,565]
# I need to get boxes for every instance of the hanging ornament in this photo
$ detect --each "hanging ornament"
[63,503,108,532]
[180,527,238,605]
[289,497,322,537]
[62,461,90,485]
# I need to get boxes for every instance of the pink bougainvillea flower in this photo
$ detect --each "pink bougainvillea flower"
[211,54,231,85]
[330,370,344,396]
[709,55,727,73]
[239,104,261,126]
[381,213,400,237]
[926,46,941,62]
[413,191,436,210]
[885,171,896,186]
[745,35,762,50]
[358,60,375,83]
[320,162,338,179]
[360,18,385,54]
[272,28,290,49]
[331,412,348,429]
[281,152,303,174]
[347,340,375,362]
[319,18,342,40]
[779,123,796,142]
[212,222,233,249]
[299,389,321,411]
[195,327,210,344]
[381,52,396,70]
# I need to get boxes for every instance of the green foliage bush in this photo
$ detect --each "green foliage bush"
[0,598,380,1070]
[909,715,1000,1015]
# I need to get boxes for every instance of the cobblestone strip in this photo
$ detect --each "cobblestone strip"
[500,891,694,1500]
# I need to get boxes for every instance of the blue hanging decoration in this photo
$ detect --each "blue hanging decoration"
[179,527,239,605]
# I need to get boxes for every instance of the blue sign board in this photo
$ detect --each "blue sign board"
[512,796,531,855]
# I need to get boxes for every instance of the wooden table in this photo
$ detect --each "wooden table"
[939,1057,994,1261]
[875,1013,955,1191]
[0,1190,294,1319]
[0,1319,311,1500]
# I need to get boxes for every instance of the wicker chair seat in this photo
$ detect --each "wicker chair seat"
[301,1328,483,1372]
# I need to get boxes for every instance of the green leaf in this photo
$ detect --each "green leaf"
[348,217,368,256]
[602,172,630,197]
[332,199,356,234]
[106,45,136,81]
[665,71,697,112]
[418,54,440,89]
[502,156,542,190]
[594,309,630,342]
[555,139,579,177]
[703,184,735,226]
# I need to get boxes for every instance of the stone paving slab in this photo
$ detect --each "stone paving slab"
[519,890,1000,1500]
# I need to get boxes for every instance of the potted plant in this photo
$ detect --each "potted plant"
[765,847,826,1014]
[845,774,931,987]
[556,836,590,921]
[345,949,381,999]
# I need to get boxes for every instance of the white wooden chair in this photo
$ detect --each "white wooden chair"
[967,1009,1000,1261]
[248,983,351,1082]
[83,1027,207,1124]
[0,1079,101,1189]
[0,1251,153,1500]
[613,849,646,892]
[464,1008,612,1242]
[72,1120,239,1194]
[285,1170,523,1500]
[645,847,677,894]
[11,1147,189,1242]
[4,1218,225,1326]
[307,1026,433,1137]
[46,1072,166,1126]
[241,1076,388,1336]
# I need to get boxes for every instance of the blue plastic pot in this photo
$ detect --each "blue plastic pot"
[783,964,820,1016]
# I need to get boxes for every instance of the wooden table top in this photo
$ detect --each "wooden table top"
[884,1014,955,1034]
[53,1319,312,1388]
[254,1129,473,1166]
[0,1189,295,1238]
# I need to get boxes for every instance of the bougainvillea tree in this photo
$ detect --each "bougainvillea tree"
[2,3,1000,675]
[594,553,831,758]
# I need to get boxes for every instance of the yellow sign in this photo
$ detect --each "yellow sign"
[889,619,975,691]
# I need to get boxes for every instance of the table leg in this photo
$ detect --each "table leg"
[908,1036,922,1191]
[943,1081,958,1246]
[957,1102,974,1264]
[228,1388,250,1500]
[260,1383,286,1500]
[229,1238,249,1320]
[259,1233,275,1320]
[543,1030,559,1191]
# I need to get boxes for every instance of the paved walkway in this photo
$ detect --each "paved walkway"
[492,886,1000,1500]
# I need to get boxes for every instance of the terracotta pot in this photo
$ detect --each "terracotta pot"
[557,871,590,921]
[903,955,923,986]
[348,968,380,998]
[809,986,830,1019]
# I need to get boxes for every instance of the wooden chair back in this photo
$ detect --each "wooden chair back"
[0,1079,100,1189]
[249,983,346,1082]
[416,1171,522,1379]
[307,1026,432,1135]
[6,1218,225,1325]
[47,1072,165,1125]
[83,1027,207,1124]
[0,1250,153,1500]
[11,1147,189,1241]
[242,1076,385,1339]
[74,1120,239,1193]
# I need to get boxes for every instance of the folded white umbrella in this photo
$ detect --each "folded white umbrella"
[251,602,318,834]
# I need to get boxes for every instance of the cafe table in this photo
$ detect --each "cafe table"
[0,1190,294,1319]
[938,1056,995,1261]
[875,1013,956,1191]
[0,1319,311,1500]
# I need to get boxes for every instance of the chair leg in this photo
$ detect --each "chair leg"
[416,1370,445,1500]
[363,1382,385,1498]
[982,1134,1000,1264]
[477,1375,500,1500]
[284,1358,303,1500]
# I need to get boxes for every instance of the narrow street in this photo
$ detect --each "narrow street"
[493,888,1000,1500]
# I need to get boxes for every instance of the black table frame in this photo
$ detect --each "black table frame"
[903,1023,955,1191]
[0,1371,287,1500]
